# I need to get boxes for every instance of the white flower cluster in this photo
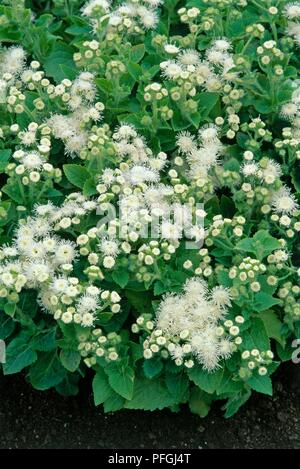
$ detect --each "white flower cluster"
[82,0,163,33]
[0,193,120,327]
[160,38,236,94]
[95,124,211,249]
[285,2,300,45]
[0,46,26,102]
[176,125,223,179]
[281,82,300,138]
[142,278,240,371]
[46,72,104,157]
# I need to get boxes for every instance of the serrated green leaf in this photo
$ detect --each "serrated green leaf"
[124,378,177,410]
[112,269,129,288]
[188,366,224,394]
[3,335,37,375]
[189,387,212,417]
[63,164,90,189]
[143,357,163,379]
[247,374,273,396]
[60,349,81,372]
[105,363,135,400]
[29,351,65,390]
[93,368,113,406]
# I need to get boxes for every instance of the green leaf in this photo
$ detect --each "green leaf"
[63,164,90,189]
[224,158,240,172]
[125,378,178,410]
[217,371,244,395]
[143,357,163,379]
[189,387,212,417]
[253,292,280,313]
[125,289,153,315]
[247,374,273,396]
[29,352,65,390]
[105,363,135,400]
[93,368,114,406]
[188,366,224,394]
[242,317,270,350]
[4,302,16,317]
[0,315,15,340]
[2,183,24,204]
[44,43,76,82]
[83,178,97,197]
[103,393,125,412]
[260,310,285,347]
[197,92,219,119]
[56,373,79,397]
[0,149,11,171]
[31,328,57,352]
[3,335,37,375]
[223,389,251,418]
[60,349,81,372]
[96,78,113,94]
[130,44,145,63]
[236,230,281,260]
[112,269,129,288]
[165,372,189,402]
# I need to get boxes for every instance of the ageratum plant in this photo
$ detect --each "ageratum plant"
[0,0,299,417]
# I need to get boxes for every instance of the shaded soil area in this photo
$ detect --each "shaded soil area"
[0,364,300,449]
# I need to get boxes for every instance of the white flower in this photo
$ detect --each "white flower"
[242,162,258,177]
[285,3,300,19]
[164,44,180,54]
[99,238,119,257]
[55,241,77,264]
[271,186,299,214]
[178,49,200,66]
[176,131,196,154]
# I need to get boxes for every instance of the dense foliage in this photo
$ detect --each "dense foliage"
[0,0,300,417]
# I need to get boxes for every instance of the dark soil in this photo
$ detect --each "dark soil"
[0,363,300,449]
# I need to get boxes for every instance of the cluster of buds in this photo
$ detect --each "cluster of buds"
[239,349,274,379]
[229,257,267,292]
[257,40,284,73]
[78,328,121,367]
[278,282,300,322]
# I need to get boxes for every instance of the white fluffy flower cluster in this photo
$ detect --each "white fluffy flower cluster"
[46,72,104,157]
[285,2,300,44]
[96,124,211,248]
[281,82,300,138]
[0,193,120,327]
[0,46,26,102]
[160,38,236,93]
[143,278,237,371]
[176,125,223,179]
[82,0,163,33]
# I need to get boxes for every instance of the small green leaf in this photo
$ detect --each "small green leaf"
[223,389,251,418]
[130,44,145,63]
[112,269,129,288]
[143,357,163,379]
[189,387,212,417]
[63,164,90,189]
[60,349,81,372]
[0,149,11,171]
